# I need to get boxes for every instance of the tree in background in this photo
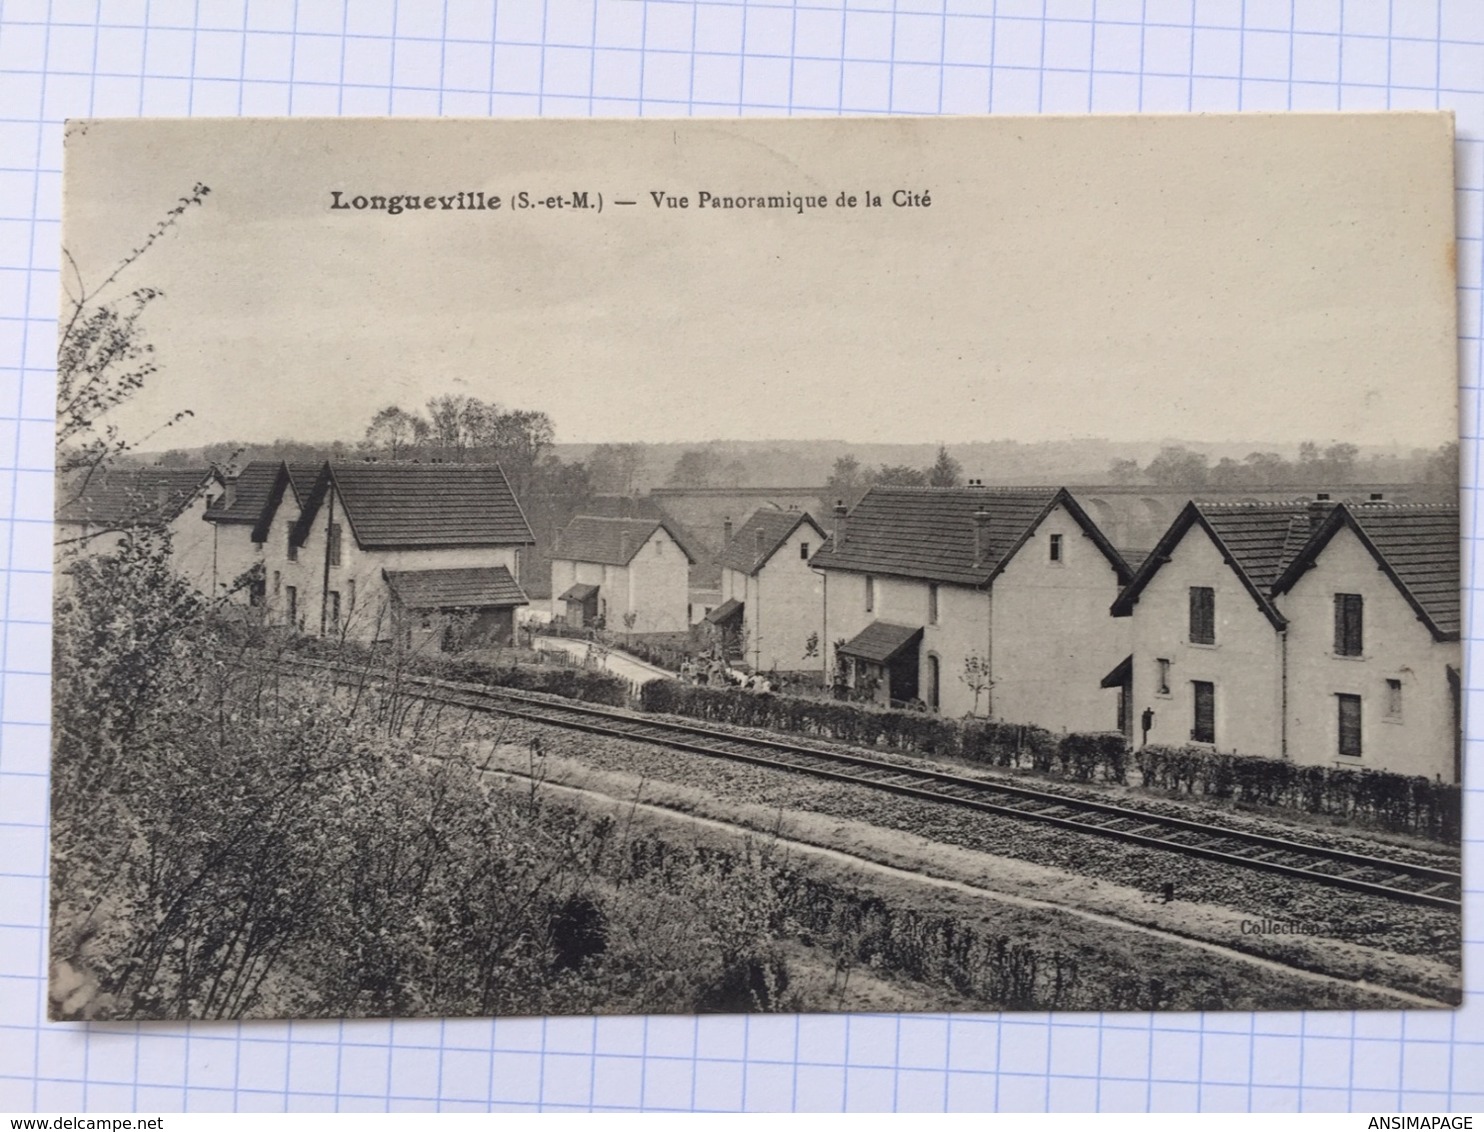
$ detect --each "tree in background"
[587,442,648,496]
[1143,445,1211,488]
[364,405,428,459]
[823,455,872,511]
[874,464,930,487]
[666,448,726,488]
[927,445,963,487]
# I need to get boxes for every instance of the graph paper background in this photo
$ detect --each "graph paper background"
[1,0,1481,1114]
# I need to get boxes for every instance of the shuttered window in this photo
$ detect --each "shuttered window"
[865,576,874,612]
[328,522,343,567]
[928,584,939,625]
[1337,693,1362,756]
[1189,586,1215,645]
[1192,681,1215,744]
[286,524,297,563]
[1334,593,1363,657]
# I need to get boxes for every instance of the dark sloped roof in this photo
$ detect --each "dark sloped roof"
[584,494,707,563]
[56,468,215,527]
[558,582,600,602]
[555,515,695,566]
[704,597,744,624]
[1100,654,1133,689]
[718,508,826,575]
[206,461,323,524]
[1110,501,1313,627]
[1272,503,1460,641]
[383,566,527,610]
[838,621,923,664]
[294,463,535,550]
[809,486,1130,587]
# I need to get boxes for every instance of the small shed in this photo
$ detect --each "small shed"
[384,565,528,652]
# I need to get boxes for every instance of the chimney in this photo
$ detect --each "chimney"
[723,515,733,546]
[832,499,848,551]
[973,507,991,567]
[1308,493,1336,533]
[1369,492,1385,502]
[967,478,984,489]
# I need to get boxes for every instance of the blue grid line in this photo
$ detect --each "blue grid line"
[3,0,1484,1114]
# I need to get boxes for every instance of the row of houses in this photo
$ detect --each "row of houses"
[554,484,1460,782]
[58,462,1461,782]
[58,460,537,652]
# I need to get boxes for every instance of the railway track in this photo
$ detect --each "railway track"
[281,655,1463,911]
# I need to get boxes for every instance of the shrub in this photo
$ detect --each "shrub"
[1134,743,1460,841]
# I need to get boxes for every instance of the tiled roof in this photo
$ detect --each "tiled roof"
[383,566,528,610]
[297,463,535,550]
[838,621,924,664]
[558,582,600,602]
[1111,501,1316,626]
[1113,500,1461,641]
[584,494,706,563]
[718,508,825,575]
[810,486,1129,586]
[1272,503,1460,641]
[704,597,743,624]
[555,515,694,566]
[56,468,215,527]
[1199,502,1316,590]
[206,461,322,523]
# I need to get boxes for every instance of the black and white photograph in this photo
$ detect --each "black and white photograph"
[50,114,1461,1022]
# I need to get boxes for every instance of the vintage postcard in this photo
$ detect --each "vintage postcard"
[51,114,1460,1022]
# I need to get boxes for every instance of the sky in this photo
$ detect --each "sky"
[59,114,1459,452]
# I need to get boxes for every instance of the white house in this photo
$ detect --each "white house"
[711,507,827,673]
[1110,498,1460,781]
[203,460,322,602]
[809,485,1133,729]
[55,466,224,592]
[255,462,534,649]
[551,516,694,634]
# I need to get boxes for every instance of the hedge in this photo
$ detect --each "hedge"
[284,633,631,707]
[1135,745,1461,842]
[638,681,1460,841]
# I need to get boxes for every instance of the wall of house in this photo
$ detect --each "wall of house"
[821,568,991,716]
[745,525,827,673]
[210,521,263,600]
[264,485,523,643]
[1279,524,1460,780]
[625,528,690,633]
[1125,523,1285,757]
[551,558,626,623]
[166,494,217,593]
[991,505,1130,734]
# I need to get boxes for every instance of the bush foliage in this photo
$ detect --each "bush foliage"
[638,681,1459,841]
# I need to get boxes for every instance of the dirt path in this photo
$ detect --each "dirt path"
[478,743,1455,1010]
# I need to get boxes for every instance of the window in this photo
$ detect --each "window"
[1334,593,1363,657]
[928,583,939,625]
[514,549,522,579]
[1189,586,1215,645]
[347,579,356,611]
[1191,680,1215,744]
[1049,533,1063,562]
[286,524,297,563]
[1337,694,1362,756]
[285,585,298,625]
[926,654,941,711]
[655,539,663,555]
[1385,678,1402,721]
[328,590,341,628]
[865,576,875,612]
[799,541,810,560]
[272,570,281,595]
[328,522,343,567]
[1156,658,1171,696]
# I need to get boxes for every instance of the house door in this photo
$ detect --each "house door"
[887,651,919,706]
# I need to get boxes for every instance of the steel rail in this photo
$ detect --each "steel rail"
[283,655,1462,910]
